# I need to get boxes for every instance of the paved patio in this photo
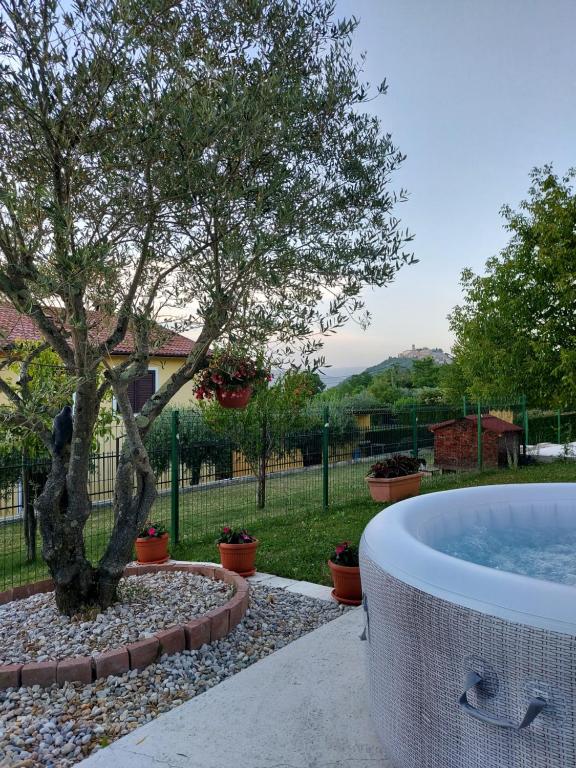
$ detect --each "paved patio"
[78,571,390,768]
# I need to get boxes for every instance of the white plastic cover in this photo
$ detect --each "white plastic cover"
[360,483,576,634]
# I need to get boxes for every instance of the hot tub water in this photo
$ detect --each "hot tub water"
[438,525,576,586]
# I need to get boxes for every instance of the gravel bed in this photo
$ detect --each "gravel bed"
[0,572,234,664]
[0,586,345,767]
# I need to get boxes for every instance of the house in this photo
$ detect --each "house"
[429,414,523,471]
[0,305,198,414]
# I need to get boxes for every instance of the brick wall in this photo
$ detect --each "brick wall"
[432,421,499,470]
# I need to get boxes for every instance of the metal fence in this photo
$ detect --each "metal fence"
[1,397,572,590]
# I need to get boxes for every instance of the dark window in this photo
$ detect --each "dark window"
[127,370,156,413]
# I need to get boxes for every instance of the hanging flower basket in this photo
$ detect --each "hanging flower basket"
[194,348,271,409]
[215,385,253,409]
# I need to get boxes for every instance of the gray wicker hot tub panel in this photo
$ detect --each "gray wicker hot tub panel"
[361,555,576,768]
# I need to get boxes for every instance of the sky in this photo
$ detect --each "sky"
[317,0,576,375]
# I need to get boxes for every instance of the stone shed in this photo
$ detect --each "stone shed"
[429,414,523,471]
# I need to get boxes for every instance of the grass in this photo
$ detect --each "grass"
[172,460,576,586]
[1,458,575,590]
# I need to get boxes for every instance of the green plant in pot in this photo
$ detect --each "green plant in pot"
[217,526,259,576]
[328,541,361,606]
[135,522,169,564]
[366,454,425,503]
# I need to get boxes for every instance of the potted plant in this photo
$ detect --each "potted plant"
[216,526,259,576]
[328,541,361,606]
[194,349,272,409]
[366,454,424,503]
[135,522,170,564]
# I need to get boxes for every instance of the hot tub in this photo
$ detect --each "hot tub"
[360,484,576,768]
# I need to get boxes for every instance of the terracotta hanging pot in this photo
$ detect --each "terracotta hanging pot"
[328,559,362,606]
[218,539,259,576]
[135,533,170,564]
[216,386,253,409]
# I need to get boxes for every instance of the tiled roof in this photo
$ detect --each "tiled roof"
[429,414,523,434]
[0,305,196,358]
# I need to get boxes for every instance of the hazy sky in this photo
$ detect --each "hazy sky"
[318,0,576,371]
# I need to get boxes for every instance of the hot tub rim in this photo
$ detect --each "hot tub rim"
[360,483,576,634]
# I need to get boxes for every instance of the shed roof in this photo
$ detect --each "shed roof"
[429,414,523,434]
[0,305,196,358]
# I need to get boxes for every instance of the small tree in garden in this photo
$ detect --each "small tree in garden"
[203,371,317,507]
[145,408,233,486]
[0,0,414,614]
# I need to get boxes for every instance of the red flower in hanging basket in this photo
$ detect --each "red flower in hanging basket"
[193,348,271,408]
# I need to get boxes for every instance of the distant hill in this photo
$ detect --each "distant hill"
[336,348,452,388]
[358,356,414,378]
[318,366,366,389]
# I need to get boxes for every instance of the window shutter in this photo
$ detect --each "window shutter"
[127,370,156,413]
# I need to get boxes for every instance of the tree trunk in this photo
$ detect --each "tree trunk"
[96,383,158,609]
[36,379,100,615]
[22,453,37,563]
[257,416,267,509]
[36,452,97,614]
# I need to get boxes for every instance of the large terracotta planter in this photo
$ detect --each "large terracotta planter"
[366,472,423,503]
[135,533,170,564]
[218,539,259,576]
[328,559,362,606]
[216,386,253,409]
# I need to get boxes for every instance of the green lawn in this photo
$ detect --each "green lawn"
[172,460,576,586]
[1,459,575,590]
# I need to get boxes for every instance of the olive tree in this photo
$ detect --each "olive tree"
[0,0,413,614]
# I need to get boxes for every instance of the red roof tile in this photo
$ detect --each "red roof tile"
[0,305,196,358]
[429,415,522,434]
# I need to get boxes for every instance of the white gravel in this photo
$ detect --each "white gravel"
[0,572,234,664]
[0,585,345,767]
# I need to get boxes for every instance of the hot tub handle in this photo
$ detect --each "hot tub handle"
[459,671,547,730]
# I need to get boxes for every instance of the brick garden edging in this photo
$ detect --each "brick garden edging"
[0,563,249,690]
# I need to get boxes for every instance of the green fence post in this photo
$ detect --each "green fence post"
[171,410,180,544]
[477,401,483,472]
[322,405,329,512]
[521,394,529,447]
[462,396,467,417]
[411,403,418,458]
[557,409,562,445]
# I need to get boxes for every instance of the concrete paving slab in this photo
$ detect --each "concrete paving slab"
[245,572,276,584]
[79,608,389,768]
[284,580,333,601]
[255,575,300,589]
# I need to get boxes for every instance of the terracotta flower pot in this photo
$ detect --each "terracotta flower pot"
[216,386,253,409]
[328,559,362,606]
[135,532,170,564]
[218,539,259,576]
[366,472,423,503]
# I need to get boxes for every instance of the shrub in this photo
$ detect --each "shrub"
[367,454,424,478]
